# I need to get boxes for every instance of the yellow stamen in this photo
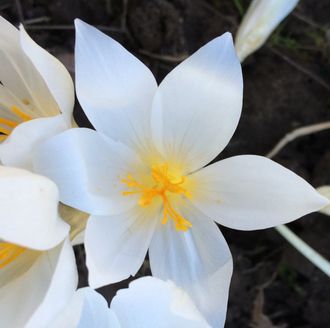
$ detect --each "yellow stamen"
[0,117,19,128]
[0,242,26,269]
[0,127,10,135]
[121,163,192,232]
[0,105,33,142]
[11,105,32,122]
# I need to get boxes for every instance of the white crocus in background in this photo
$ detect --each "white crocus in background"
[34,20,328,327]
[0,16,74,170]
[52,277,210,328]
[317,186,330,216]
[235,0,299,62]
[0,166,78,327]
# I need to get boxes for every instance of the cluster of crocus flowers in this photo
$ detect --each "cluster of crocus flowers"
[0,16,74,170]
[235,0,299,61]
[33,20,328,327]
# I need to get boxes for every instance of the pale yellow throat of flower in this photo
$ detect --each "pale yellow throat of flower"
[0,102,32,142]
[0,242,26,269]
[121,163,193,232]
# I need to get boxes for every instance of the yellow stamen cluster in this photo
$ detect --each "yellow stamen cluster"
[121,164,192,232]
[0,105,32,141]
[0,242,26,269]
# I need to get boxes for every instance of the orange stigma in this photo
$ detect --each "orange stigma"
[121,163,192,231]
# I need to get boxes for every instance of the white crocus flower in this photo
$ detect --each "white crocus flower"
[34,20,328,326]
[235,0,299,61]
[52,277,210,328]
[0,166,78,327]
[0,16,74,170]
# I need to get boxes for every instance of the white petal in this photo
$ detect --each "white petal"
[34,128,143,216]
[192,155,329,230]
[0,239,78,328]
[51,287,120,328]
[85,206,158,288]
[111,276,210,328]
[0,166,69,250]
[19,26,74,123]
[75,19,157,151]
[0,17,60,118]
[151,33,242,173]
[317,186,330,216]
[77,288,120,328]
[0,115,69,171]
[235,0,299,61]
[149,205,232,327]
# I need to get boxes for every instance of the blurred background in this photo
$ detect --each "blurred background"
[1,0,330,327]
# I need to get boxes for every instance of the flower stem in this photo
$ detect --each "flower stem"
[275,225,330,277]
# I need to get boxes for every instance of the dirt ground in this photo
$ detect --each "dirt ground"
[2,0,330,327]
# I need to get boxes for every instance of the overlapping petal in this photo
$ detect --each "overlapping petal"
[0,116,69,171]
[151,33,243,173]
[0,239,77,328]
[75,19,157,151]
[112,277,210,327]
[50,287,120,328]
[149,205,232,327]
[192,155,329,230]
[19,26,74,122]
[0,166,69,250]
[34,128,144,216]
[0,16,60,118]
[85,206,158,288]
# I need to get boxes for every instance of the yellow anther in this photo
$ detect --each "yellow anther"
[0,242,26,269]
[11,105,32,122]
[0,105,33,141]
[122,163,192,232]
[0,127,10,135]
[0,118,19,128]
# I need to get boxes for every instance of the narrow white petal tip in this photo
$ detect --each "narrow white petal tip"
[221,31,233,42]
[74,18,85,28]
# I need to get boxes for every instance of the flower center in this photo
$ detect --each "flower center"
[121,163,192,232]
[0,104,32,142]
[0,242,26,269]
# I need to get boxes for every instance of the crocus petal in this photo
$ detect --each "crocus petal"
[50,288,120,328]
[19,26,74,123]
[0,166,69,250]
[0,239,78,328]
[317,186,330,216]
[149,205,233,327]
[0,115,69,171]
[0,16,60,118]
[34,128,143,216]
[77,288,120,328]
[75,19,157,151]
[111,276,210,327]
[151,33,242,173]
[192,155,329,230]
[235,0,299,61]
[85,206,158,288]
